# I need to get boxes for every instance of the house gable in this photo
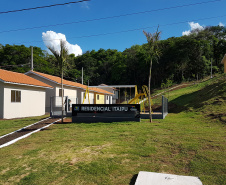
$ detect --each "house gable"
[0,69,52,89]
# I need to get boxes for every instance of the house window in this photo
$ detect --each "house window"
[11,90,21,102]
[106,95,108,100]
[97,95,99,100]
[59,89,64,97]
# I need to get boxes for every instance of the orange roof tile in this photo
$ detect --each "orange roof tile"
[89,87,114,95]
[29,71,113,95]
[30,71,87,89]
[0,69,52,88]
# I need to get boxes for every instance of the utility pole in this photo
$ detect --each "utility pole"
[211,58,213,79]
[82,67,83,84]
[31,46,33,71]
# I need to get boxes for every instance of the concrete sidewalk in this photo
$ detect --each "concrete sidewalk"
[135,171,203,185]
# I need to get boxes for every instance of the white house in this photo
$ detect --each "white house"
[0,69,52,119]
[25,71,113,112]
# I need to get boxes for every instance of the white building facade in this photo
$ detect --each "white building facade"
[0,69,52,119]
[25,71,113,114]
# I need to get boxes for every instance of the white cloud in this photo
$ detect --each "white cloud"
[182,22,204,36]
[42,31,82,56]
[189,22,204,31]
[182,30,191,36]
[219,22,224,27]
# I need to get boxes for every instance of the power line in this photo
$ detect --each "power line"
[69,14,226,39]
[0,0,223,34]
[13,14,226,45]
[0,0,89,14]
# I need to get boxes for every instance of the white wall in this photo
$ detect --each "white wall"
[3,84,46,119]
[108,95,113,104]
[82,91,94,104]
[104,94,112,104]
[26,73,79,111]
[77,89,94,104]
[77,89,91,104]
[26,73,56,112]
[105,95,109,104]
[55,86,77,98]
[110,96,113,104]
[0,82,4,118]
[55,86,78,107]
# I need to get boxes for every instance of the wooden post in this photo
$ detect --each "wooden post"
[211,58,213,78]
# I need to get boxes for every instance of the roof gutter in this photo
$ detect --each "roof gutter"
[3,81,53,89]
[25,71,87,90]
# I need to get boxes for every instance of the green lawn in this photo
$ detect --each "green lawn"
[0,115,50,136]
[0,74,225,185]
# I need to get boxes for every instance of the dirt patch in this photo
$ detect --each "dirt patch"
[208,113,226,124]
[212,98,224,105]
[152,84,190,99]
[0,118,59,146]
[61,118,72,123]
[143,84,189,112]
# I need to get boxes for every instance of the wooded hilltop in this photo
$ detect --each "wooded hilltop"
[0,26,225,89]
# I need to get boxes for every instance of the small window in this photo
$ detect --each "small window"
[11,90,21,102]
[97,95,99,100]
[106,95,108,100]
[59,89,64,97]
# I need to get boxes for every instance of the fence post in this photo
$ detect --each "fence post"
[65,96,68,113]
[166,97,168,115]
[50,96,52,117]
[162,95,164,119]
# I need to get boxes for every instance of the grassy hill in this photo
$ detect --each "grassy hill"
[169,74,226,123]
[0,74,225,185]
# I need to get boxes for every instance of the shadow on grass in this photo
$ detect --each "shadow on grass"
[170,77,226,113]
[129,174,138,185]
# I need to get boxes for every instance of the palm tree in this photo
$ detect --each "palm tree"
[48,40,68,123]
[143,28,161,122]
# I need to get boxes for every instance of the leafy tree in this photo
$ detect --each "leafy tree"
[0,25,225,101]
[143,28,161,122]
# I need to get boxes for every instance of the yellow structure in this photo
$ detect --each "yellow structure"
[221,54,226,73]
[82,88,105,104]
[82,86,90,104]
[94,93,105,104]
[128,85,153,113]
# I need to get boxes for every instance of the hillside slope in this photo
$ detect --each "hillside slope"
[168,74,226,124]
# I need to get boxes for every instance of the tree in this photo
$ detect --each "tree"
[48,40,69,123]
[143,28,161,122]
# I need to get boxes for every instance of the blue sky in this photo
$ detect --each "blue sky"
[0,0,225,54]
